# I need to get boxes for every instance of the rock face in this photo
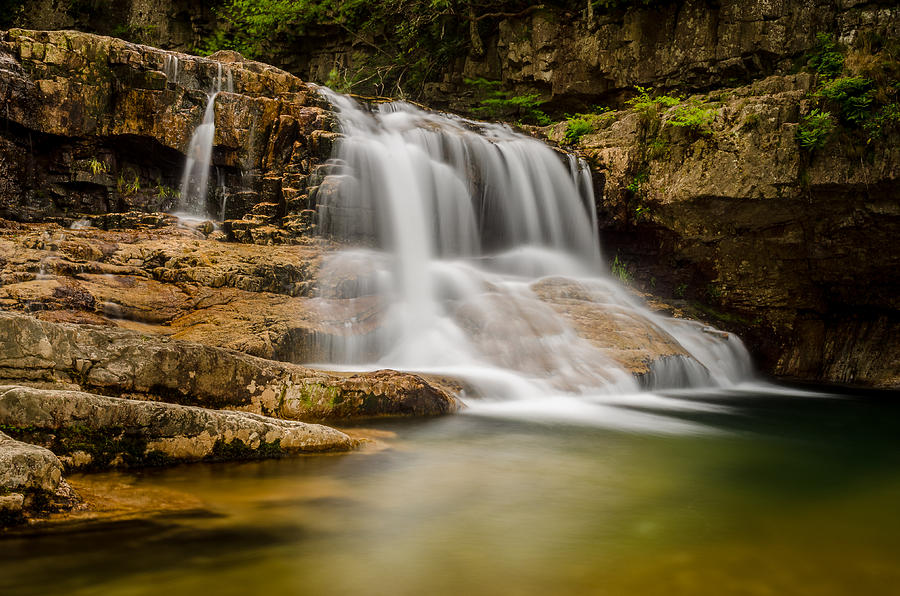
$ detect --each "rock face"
[0,16,896,391]
[542,74,900,387]
[0,310,461,418]
[0,220,369,363]
[0,430,62,494]
[0,385,356,470]
[0,430,64,525]
[444,0,900,111]
[14,1,896,112]
[0,28,332,238]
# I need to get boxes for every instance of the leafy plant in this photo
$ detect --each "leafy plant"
[200,0,479,98]
[156,184,181,200]
[563,107,614,143]
[118,175,142,196]
[564,117,593,144]
[648,136,668,159]
[668,101,715,134]
[816,76,875,125]
[466,78,550,125]
[863,102,900,140]
[626,85,682,118]
[796,109,835,150]
[674,283,687,298]
[634,205,651,222]
[807,33,844,79]
[88,158,107,175]
[626,171,648,194]
[611,254,633,284]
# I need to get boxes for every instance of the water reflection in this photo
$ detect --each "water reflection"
[2,386,899,596]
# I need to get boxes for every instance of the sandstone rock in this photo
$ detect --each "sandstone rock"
[0,311,460,419]
[0,29,332,228]
[531,277,688,376]
[0,430,62,494]
[0,385,356,470]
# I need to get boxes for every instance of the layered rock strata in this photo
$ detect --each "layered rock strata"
[0,28,338,240]
[0,385,356,470]
[0,311,460,419]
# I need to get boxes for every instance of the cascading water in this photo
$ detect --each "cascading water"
[312,89,753,416]
[175,63,233,219]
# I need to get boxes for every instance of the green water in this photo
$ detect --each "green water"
[2,384,899,595]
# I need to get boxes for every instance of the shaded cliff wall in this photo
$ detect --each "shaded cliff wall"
[10,0,899,111]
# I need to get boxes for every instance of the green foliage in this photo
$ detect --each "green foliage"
[796,109,835,151]
[674,283,687,299]
[633,205,651,222]
[863,102,900,140]
[611,254,633,284]
[466,78,550,125]
[88,158,107,175]
[816,76,875,125]
[626,171,648,194]
[563,107,614,143]
[156,184,180,200]
[626,85,682,118]
[807,33,844,79]
[648,136,668,159]
[201,0,489,97]
[668,101,715,134]
[118,174,142,196]
[564,117,593,144]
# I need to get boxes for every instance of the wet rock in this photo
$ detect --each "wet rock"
[0,385,356,470]
[0,311,460,419]
[531,277,688,376]
[0,430,62,495]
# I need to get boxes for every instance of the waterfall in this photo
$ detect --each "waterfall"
[313,90,753,402]
[175,63,233,219]
[164,55,179,86]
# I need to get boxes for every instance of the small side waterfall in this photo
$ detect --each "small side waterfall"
[175,64,233,219]
[312,89,753,406]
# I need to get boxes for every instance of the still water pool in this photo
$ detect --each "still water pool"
[2,384,899,595]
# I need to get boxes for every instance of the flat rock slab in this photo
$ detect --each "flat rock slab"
[0,385,355,471]
[0,311,460,419]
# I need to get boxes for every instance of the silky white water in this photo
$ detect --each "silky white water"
[175,63,233,219]
[313,90,753,415]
